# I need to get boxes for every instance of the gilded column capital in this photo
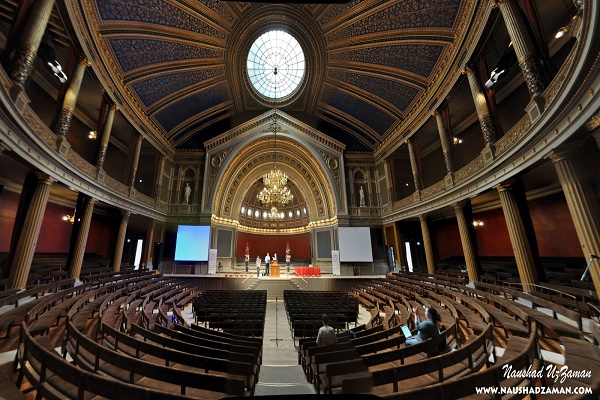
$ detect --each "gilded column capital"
[419,213,428,221]
[77,54,91,68]
[462,63,474,75]
[109,103,119,112]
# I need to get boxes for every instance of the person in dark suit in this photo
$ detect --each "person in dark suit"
[264,253,271,276]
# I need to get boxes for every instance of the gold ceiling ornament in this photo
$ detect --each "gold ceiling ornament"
[257,84,293,218]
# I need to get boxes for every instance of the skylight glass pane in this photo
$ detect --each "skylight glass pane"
[247,30,305,99]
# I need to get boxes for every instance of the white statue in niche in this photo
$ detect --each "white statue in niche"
[359,186,366,207]
[183,183,191,204]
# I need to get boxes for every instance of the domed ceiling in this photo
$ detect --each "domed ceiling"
[76,0,473,152]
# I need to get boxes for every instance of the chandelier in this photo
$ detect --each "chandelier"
[257,80,293,219]
[267,206,282,221]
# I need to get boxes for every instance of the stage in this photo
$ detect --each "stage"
[164,272,386,299]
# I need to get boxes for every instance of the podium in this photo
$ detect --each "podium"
[271,260,280,277]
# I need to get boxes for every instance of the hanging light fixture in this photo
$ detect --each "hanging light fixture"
[257,75,293,218]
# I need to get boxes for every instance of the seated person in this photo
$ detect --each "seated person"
[316,314,338,346]
[405,306,441,347]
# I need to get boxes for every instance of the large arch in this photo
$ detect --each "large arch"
[207,111,345,227]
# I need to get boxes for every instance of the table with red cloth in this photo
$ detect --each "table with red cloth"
[295,266,321,277]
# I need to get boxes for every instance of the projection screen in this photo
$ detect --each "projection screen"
[174,225,210,262]
[338,227,373,262]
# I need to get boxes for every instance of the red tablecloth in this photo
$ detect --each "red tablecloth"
[295,266,321,277]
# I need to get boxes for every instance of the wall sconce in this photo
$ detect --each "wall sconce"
[88,130,97,139]
[62,214,75,223]
[555,16,576,39]
[472,220,484,228]
[453,137,462,145]
[555,26,568,39]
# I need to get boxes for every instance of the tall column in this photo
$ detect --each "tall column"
[348,168,355,207]
[494,0,546,96]
[54,55,90,140]
[434,109,455,175]
[550,149,600,296]
[453,202,480,283]
[6,0,56,89]
[496,181,539,290]
[154,155,166,202]
[112,210,130,272]
[382,158,394,204]
[419,214,436,275]
[96,104,117,169]
[406,139,421,195]
[128,133,143,188]
[8,173,54,289]
[464,65,497,152]
[67,196,95,280]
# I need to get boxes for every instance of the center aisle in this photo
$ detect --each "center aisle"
[254,298,316,395]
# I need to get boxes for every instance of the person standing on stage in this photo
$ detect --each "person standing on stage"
[265,253,271,276]
[256,256,261,277]
[245,244,250,273]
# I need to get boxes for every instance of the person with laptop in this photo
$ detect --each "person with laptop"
[405,305,441,346]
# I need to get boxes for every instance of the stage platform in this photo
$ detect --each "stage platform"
[164,272,386,299]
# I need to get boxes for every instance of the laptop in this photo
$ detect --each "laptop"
[401,325,414,339]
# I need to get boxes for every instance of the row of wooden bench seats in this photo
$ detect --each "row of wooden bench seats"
[57,274,261,397]
[392,273,600,398]
[25,272,159,338]
[386,276,529,339]
[99,322,258,395]
[58,320,247,398]
[393,273,583,341]
[121,276,181,332]
[379,321,541,399]
[474,281,584,339]
[17,323,193,400]
[308,319,464,394]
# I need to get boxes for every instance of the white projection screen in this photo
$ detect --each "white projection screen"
[338,227,373,262]
[174,225,210,262]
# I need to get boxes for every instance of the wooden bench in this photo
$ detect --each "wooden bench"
[99,322,257,395]
[63,322,246,399]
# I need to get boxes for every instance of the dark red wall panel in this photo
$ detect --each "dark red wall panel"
[237,232,311,261]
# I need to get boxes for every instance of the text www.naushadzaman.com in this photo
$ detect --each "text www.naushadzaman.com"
[475,386,592,395]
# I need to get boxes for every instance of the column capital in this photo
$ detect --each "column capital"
[120,209,131,218]
[419,213,428,221]
[432,109,442,118]
[462,63,475,75]
[109,103,119,112]
[495,179,516,192]
[452,200,468,210]
[34,172,55,186]
[78,55,91,68]
[549,145,580,163]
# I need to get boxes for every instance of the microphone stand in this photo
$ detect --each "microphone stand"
[270,296,283,346]
[580,254,599,281]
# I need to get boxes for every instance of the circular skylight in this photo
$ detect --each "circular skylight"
[247,30,305,99]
